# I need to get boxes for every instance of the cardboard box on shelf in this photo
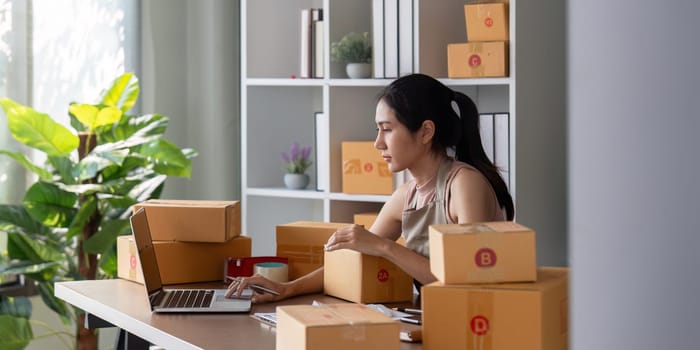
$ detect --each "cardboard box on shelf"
[132,199,240,242]
[342,141,393,195]
[117,235,252,285]
[422,267,569,350]
[429,221,536,284]
[324,249,413,304]
[276,303,400,350]
[276,221,350,280]
[465,3,509,42]
[448,41,508,78]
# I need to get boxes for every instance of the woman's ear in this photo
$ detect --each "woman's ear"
[421,120,435,144]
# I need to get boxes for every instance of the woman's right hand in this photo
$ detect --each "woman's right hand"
[225,274,289,304]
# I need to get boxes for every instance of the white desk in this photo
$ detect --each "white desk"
[55,279,422,350]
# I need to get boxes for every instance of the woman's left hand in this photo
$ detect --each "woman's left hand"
[324,224,389,256]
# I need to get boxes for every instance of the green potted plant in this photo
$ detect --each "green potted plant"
[281,142,312,189]
[331,32,372,79]
[0,72,196,350]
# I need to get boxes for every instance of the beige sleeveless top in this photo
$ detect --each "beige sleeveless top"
[401,158,506,258]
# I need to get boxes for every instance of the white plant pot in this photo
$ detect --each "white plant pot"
[345,63,371,79]
[284,173,310,190]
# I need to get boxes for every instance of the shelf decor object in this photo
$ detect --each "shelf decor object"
[331,31,372,79]
[281,142,312,189]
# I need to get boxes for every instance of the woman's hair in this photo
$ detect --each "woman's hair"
[378,73,514,220]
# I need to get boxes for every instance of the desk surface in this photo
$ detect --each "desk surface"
[55,279,422,350]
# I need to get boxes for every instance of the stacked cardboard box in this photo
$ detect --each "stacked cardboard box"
[117,200,251,285]
[423,222,569,350]
[448,2,509,78]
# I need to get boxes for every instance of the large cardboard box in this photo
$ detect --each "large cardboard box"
[276,303,400,350]
[465,3,509,42]
[422,267,569,350]
[448,41,508,78]
[341,141,393,195]
[429,221,536,284]
[324,249,413,303]
[276,221,350,280]
[133,199,240,242]
[117,234,252,285]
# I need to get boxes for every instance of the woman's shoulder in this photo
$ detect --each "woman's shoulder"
[447,160,491,192]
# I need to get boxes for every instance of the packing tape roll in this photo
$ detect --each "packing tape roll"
[254,262,289,283]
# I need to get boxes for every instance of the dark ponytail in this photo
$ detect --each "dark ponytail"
[379,74,514,220]
[452,91,514,220]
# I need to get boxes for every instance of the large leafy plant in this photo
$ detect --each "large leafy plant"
[0,72,196,350]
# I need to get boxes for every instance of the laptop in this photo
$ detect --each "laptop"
[130,207,252,313]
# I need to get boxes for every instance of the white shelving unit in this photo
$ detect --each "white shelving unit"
[241,0,567,265]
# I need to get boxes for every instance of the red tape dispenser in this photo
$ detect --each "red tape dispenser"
[224,256,289,283]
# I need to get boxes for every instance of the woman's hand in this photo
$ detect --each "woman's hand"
[225,275,289,304]
[324,224,390,257]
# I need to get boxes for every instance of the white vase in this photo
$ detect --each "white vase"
[345,63,371,79]
[284,173,310,190]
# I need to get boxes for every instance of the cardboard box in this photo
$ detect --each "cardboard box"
[324,249,413,303]
[342,141,393,195]
[276,303,400,350]
[276,221,350,280]
[448,41,508,78]
[133,199,240,242]
[422,267,569,350]
[117,234,252,285]
[429,221,536,284]
[465,3,509,42]
[353,212,406,246]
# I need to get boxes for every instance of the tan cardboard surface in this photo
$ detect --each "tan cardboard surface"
[342,141,393,195]
[448,41,508,78]
[276,221,350,280]
[465,3,509,42]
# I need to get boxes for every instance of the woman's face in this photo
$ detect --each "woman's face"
[374,99,425,173]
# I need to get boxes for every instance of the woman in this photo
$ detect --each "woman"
[226,73,513,303]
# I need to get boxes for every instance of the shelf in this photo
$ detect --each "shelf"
[245,78,326,86]
[327,192,391,203]
[438,77,512,86]
[245,77,512,87]
[246,187,326,199]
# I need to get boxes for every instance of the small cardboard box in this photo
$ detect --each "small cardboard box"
[133,199,240,242]
[276,221,350,280]
[429,221,536,284]
[342,141,393,195]
[117,235,252,285]
[276,303,400,350]
[422,267,569,350]
[447,41,508,78]
[353,212,406,246]
[324,249,413,304]
[465,3,509,42]
[117,235,144,284]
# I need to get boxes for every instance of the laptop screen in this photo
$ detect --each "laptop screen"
[130,208,164,296]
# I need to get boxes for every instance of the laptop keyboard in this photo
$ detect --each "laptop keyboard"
[162,289,214,309]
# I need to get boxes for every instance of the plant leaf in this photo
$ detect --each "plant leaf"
[0,98,79,157]
[83,219,130,254]
[138,140,192,177]
[73,148,129,181]
[0,150,52,181]
[66,196,97,240]
[47,156,77,185]
[0,296,32,318]
[68,103,98,129]
[0,260,59,275]
[36,283,72,324]
[100,72,139,113]
[23,182,77,228]
[95,113,168,144]
[0,314,33,350]
[7,233,64,264]
[0,205,50,236]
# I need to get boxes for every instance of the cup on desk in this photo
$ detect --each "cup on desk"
[254,262,288,283]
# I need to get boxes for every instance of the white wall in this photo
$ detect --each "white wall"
[568,1,700,349]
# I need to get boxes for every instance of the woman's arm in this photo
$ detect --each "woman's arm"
[225,267,323,303]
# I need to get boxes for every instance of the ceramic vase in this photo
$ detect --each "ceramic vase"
[284,173,310,190]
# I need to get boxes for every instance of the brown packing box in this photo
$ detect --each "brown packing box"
[448,41,508,78]
[429,221,536,284]
[276,303,400,350]
[133,199,240,242]
[342,141,393,195]
[117,235,252,285]
[465,3,509,42]
[323,249,413,304]
[276,221,350,280]
[422,267,569,350]
[354,212,407,246]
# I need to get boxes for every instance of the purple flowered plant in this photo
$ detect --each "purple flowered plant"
[281,142,312,174]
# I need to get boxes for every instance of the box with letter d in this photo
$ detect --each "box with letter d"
[429,221,536,284]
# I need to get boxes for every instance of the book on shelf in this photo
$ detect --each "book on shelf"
[479,113,495,163]
[314,112,329,191]
[372,0,384,78]
[300,8,323,78]
[494,112,510,188]
[313,19,324,78]
[397,0,414,76]
[300,9,311,78]
[383,0,399,78]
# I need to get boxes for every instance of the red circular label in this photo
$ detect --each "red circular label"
[468,54,482,68]
[485,17,494,27]
[364,162,374,172]
[377,269,389,282]
[474,248,497,267]
[470,315,490,335]
[130,255,137,269]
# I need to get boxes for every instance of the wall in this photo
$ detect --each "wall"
[568,0,700,349]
